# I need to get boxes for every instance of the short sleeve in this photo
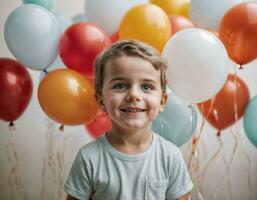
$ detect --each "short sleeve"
[166,150,193,200]
[63,150,93,200]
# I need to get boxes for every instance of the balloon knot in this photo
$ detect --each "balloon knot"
[43,69,48,74]
[192,136,197,145]
[216,130,221,137]
[8,122,16,131]
[59,125,64,132]
[239,65,243,70]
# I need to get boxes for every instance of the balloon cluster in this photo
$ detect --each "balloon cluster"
[1,0,257,147]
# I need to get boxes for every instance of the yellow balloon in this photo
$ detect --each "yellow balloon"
[150,0,190,18]
[119,4,171,52]
[38,69,98,125]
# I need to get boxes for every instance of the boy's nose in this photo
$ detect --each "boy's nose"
[126,94,141,102]
[126,88,141,102]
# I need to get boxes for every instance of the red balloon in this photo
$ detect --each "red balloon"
[0,58,33,122]
[198,74,250,132]
[219,3,257,65]
[59,22,111,79]
[85,112,112,138]
[169,15,194,35]
[110,31,119,43]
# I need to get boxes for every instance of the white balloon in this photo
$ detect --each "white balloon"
[4,4,61,70]
[162,28,229,103]
[84,0,148,35]
[189,0,242,30]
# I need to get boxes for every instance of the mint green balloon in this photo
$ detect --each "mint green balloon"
[152,92,197,147]
[243,95,257,148]
[22,0,55,10]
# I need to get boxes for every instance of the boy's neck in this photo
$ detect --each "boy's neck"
[106,128,153,155]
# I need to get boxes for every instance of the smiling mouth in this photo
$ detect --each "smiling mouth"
[120,108,146,113]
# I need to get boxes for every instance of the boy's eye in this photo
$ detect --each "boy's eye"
[112,83,128,90]
[142,84,153,91]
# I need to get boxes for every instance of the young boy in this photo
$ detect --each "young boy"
[64,40,193,200]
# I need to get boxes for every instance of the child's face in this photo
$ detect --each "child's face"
[99,56,167,132]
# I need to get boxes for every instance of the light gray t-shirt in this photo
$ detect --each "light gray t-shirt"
[64,133,193,200]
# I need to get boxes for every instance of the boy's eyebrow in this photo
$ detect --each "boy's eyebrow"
[109,77,158,84]
[109,77,126,83]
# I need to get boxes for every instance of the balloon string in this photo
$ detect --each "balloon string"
[233,64,239,123]
[226,129,239,200]
[210,165,226,200]
[187,114,205,169]
[201,134,223,179]
[6,131,27,200]
[41,119,58,199]
[57,128,66,199]
[241,138,253,200]
[210,129,238,200]
[187,112,206,199]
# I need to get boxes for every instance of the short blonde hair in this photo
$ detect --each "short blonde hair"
[94,40,167,100]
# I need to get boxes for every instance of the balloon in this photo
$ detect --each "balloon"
[219,3,257,65]
[189,0,242,31]
[39,56,66,81]
[152,92,197,146]
[4,4,61,70]
[59,22,111,79]
[119,4,171,52]
[85,0,148,35]
[169,15,194,35]
[38,69,99,125]
[85,112,112,138]
[111,32,119,43]
[150,0,190,18]
[22,0,55,10]
[0,58,33,123]
[72,13,87,23]
[198,74,250,132]
[162,28,229,103]
[243,95,257,148]
[54,13,72,33]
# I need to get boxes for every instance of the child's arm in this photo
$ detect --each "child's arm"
[66,194,79,200]
[176,192,190,200]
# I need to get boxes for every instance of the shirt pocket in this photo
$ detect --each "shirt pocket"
[145,178,169,200]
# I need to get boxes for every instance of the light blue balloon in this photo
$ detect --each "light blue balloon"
[243,95,257,148]
[22,0,55,10]
[4,4,61,70]
[152,92,197,147]
[54,13,72,32]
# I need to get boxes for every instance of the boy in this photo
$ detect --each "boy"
[64,40,193,200]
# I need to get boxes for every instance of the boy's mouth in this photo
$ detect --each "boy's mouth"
[120,107,146,113]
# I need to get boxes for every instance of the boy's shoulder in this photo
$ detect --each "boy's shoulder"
[78,135,105,159]
[154,133,182,159]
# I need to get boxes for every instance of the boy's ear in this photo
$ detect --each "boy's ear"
[160,93,168,113]
[95,94,107,112]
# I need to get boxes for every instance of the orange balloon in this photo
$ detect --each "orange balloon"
[119,4,171,52]
[38,69,98,125]
[198,74,250,132]
[169,15,194,35]
[150,0,190,18]
[219,3,257,65]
